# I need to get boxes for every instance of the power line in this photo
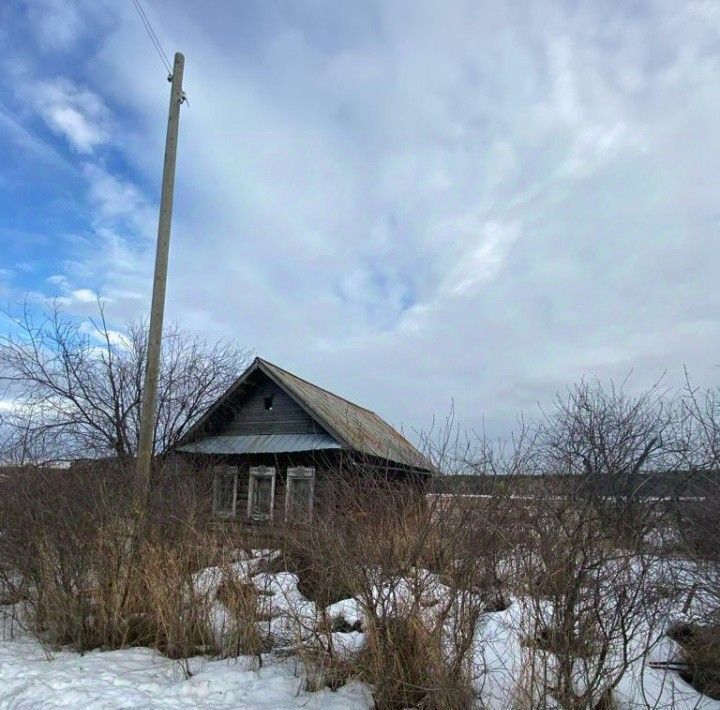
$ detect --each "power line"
[132,0,173,76]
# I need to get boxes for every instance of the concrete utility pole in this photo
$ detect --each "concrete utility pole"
[134,52,185,509]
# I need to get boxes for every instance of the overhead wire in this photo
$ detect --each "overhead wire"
[131,0,173,77]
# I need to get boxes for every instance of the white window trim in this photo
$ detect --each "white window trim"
[247,466,276,521]
[285,466,315,522]
[213,467,238,519]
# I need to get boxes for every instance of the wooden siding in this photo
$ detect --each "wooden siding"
[208,449,426,525]
[208,372,322,437]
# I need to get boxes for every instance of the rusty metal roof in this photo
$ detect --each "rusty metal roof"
[177,433,341,455]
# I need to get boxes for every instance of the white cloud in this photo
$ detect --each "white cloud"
[45,285,103,309]
[0,399,20,413]
[78,321,132,350]
[25,0,84,51]
[66,288,97,304]
[6,0,720,437]
[82,164,155,237]
[32,79,110,153]
[443,219,522,296]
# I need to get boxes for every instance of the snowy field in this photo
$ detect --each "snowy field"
[0,631,371,709]
[1,550,719,709]
[1,616,715,710]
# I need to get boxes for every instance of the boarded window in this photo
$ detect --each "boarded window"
[286,467,315,522]
[248,466,275,521]
[213,467,237,518]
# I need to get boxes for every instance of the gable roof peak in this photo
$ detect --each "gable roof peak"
[254,357,375,415]
[176,356,432,472]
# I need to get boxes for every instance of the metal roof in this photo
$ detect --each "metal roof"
[174,357,434,473]
[257,359,432,471]
[177,433,342,455]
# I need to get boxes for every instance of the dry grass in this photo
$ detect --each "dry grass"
[0,461,265,659]
[359,614,475,710]
[26,514,230,656]
[216,575,271,659]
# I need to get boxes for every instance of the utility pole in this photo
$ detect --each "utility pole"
[134,52,185,510]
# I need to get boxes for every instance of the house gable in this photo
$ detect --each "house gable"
[188,370,330,440]
[174,357,433,473]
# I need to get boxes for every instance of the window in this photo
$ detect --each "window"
[264,396,274,411]
[248,466,276,521]
[285,467,315,522]
[213,467,237,518]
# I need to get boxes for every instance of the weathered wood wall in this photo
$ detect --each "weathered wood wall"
[208,372,324,437]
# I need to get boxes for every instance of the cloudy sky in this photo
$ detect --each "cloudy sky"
[1,0,719,438]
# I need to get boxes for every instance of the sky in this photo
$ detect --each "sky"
[1,0,719,440]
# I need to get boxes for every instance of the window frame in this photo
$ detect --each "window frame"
[285,466,315,522]
[213,466,238,519]
[247,466,276,522]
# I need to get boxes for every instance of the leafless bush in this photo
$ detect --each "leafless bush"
[664,376,720,699]
[0,458,263,658]
[673,377,720,561]
[667,622,720,700]
[271,379,693,708]
[501,379,684,708]
[540,378,675,541]
[511,493,672,708]
[274,474,501,708]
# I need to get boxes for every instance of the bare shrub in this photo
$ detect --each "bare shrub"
[278,473,492,708]
[541,378,674,543]
[513,495,672,708]
[0,459,258,659]
[667,622,720,700]
[668,377,720,699]
[674,378,720,564]
[428,481,525,612]
[506,379,682,709]
[136,535,222,658]
[215,574,270,660]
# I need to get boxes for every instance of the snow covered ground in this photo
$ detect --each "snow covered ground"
[0,618,371,709]
[1,551,719,709]
[474,600,720,709]
[1,618,715,710]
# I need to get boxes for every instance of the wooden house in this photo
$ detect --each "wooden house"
[173,357,433,523]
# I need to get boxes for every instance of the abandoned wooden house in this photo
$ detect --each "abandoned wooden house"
[172,357,433,522]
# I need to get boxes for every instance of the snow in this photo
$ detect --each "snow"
[191,549,280,598]
[615,636,719,710]
[2,553,720,709]
[0,551,370,710]
[0,635,371,709]
[471,599,720,709]
[325,598,363,627]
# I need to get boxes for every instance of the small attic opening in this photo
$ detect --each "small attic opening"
[264,395,274,411]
